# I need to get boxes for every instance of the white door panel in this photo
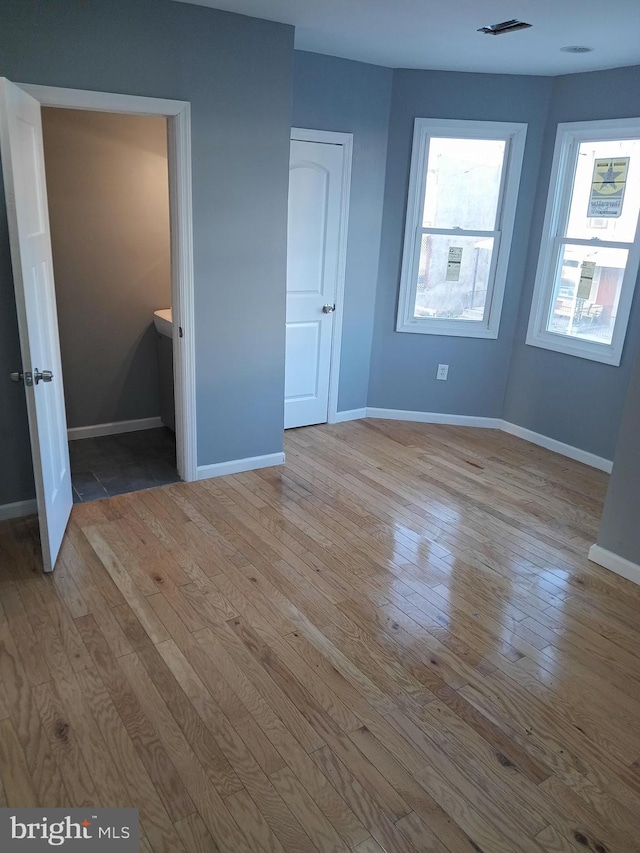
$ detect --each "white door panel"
[0,78,72,571]
[285,321,322,400]
[287,163,329,294]
[285,139,344,429]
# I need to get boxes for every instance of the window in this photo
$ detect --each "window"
[397,118,527,338]
[527,118,640,366]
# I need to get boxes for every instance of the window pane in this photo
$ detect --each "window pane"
[414,233,495,321]
[422,138,506,230]
[566,138,640,242]
[546,243,628,345]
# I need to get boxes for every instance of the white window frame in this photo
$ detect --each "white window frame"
[397,118,527,338]
[527,117,640,366]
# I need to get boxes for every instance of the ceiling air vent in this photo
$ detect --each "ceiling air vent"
[477,19,532,35]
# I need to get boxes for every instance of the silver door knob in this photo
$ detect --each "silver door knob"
[34,369,53,384]
[10,371,33,386]
[322,304,336,314]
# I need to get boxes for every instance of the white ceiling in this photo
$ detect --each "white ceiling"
[173,0,640,76]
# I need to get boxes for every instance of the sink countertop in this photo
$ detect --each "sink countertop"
[154,308,173,338]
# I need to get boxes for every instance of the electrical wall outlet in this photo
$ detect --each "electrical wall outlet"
[436,364,449,381]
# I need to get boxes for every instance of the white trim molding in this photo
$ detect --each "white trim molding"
[526,117,640,367]
[0,499,38,521]
[500,421,612,472]
[197,452,285,481]
[397,117,527,340]
[291,128,353,427]
[588,544,640,586]
[331,408,612,472]
[332,408,367,423]
[68,417,164,441]
[366,408,502,429]
[19,83,197,482]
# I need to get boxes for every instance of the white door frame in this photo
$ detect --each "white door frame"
[290,128,352,425]
[18,83,197,481]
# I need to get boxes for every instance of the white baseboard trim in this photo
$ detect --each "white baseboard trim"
[68,416,164,441]
[500,421,612,473]
[330,408,367,424]
[197,451,285,481]
[331,407,613,472]
[588,544,640,586]
[366,408,503,429]
[0,499,38,521]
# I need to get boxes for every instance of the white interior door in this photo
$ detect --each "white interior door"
[0,78,72,572]
[285,138,344,429]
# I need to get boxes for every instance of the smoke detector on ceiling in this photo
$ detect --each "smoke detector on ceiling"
[560,46,594,53]
[477,19,532,36]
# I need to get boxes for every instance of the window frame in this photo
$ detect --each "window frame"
[526,117,640,366]
[396,117,527,338]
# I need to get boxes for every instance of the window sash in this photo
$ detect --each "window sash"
[527,119,640,365]
[408,228,502,325]
[397,118,527,339]
[418,227,500,238]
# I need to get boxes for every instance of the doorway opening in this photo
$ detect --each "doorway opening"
[0,80,196,569]
[41,106,179,501]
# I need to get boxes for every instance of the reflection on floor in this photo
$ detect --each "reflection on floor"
[3,421,638,852]
[69,427,179,502]
[0,420,640,853]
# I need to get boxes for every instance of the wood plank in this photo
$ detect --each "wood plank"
[118,651,252,853]
[0,717,38,806]
[0,421,637,853]
[75,615,195,823]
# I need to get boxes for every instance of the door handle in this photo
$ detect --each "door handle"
[322,304,336,314]
[10,371,33,386]
[34,369,53,384]
[10,369,52,385]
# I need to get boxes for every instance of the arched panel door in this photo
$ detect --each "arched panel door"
[285,138,344,429]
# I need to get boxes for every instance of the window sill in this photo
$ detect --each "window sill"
[525,330,622,366]
[396,319,499,339]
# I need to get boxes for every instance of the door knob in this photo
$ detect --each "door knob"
[10,369,52,385]
[34,369,53,384]
[10,371,33,386]
[322,304,336,314]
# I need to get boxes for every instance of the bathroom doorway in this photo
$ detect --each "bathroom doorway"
[41,106,180,501]
[1,82,195,568]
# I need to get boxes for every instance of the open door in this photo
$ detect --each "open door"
[0,78,72,571]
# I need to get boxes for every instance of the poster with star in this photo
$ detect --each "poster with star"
[588,157,629,218]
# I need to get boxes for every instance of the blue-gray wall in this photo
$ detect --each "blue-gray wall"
[291,51,392,412]
[596,343,640,563]
[368,70,553,416]
[3,1,640,511]
[504,65,640,460]
[0,0,293,505]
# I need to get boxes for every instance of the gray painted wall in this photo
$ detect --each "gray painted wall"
[596,345,640,564]
[0,0,293,505]
[42,108,171,429]
[368,70,553,416]
[504,65,640,460]
[291,51,392,412]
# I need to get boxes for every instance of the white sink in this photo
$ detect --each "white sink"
[154,308,173,338]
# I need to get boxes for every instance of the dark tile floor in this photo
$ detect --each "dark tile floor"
[69,427,180,503]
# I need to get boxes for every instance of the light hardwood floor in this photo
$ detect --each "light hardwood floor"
[1,419,639,853]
